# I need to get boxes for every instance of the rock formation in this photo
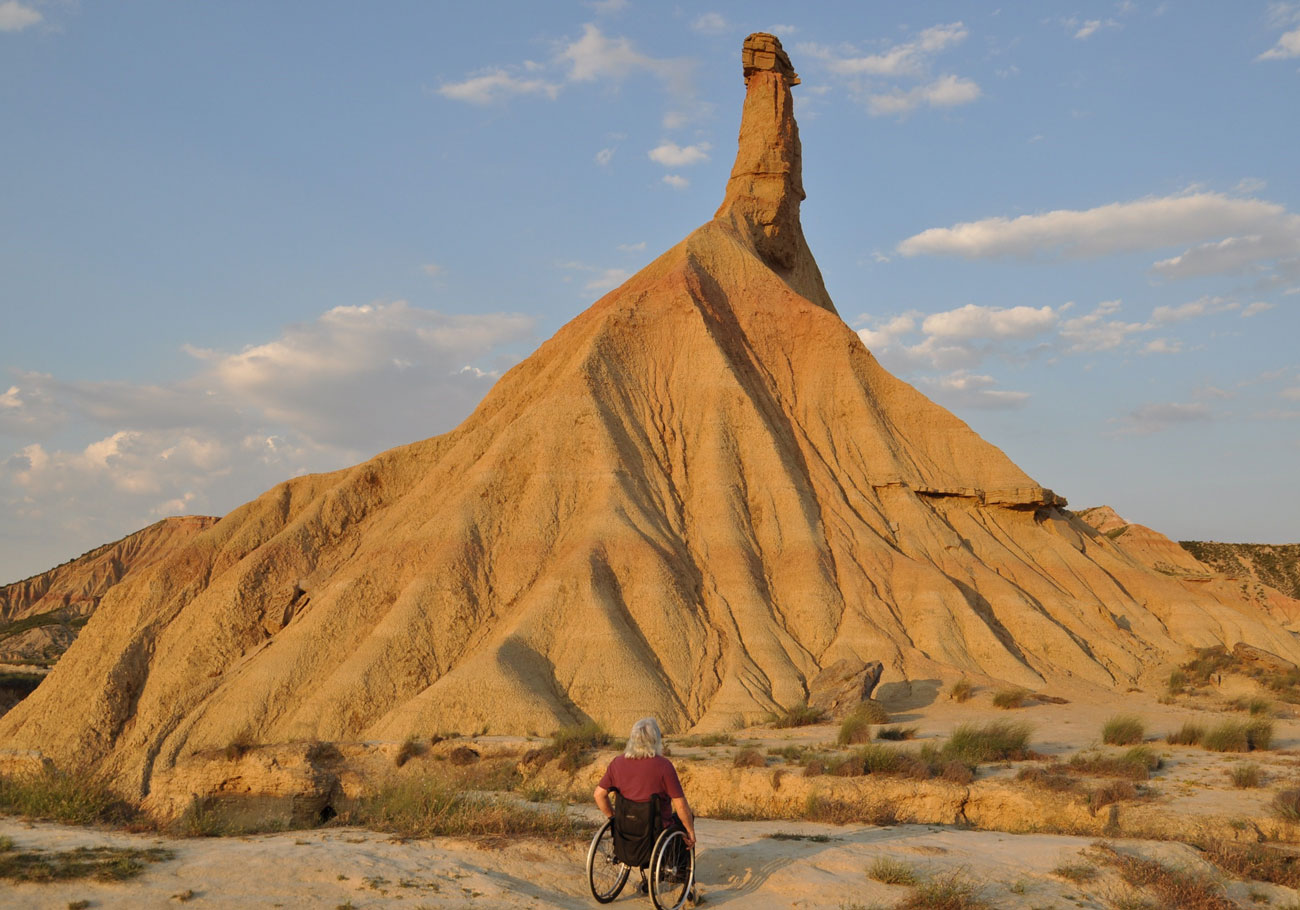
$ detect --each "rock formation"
[4,35,1299,799]
[0,516,217,667]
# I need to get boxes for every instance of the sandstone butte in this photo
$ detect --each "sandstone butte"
[4,34,1299,801]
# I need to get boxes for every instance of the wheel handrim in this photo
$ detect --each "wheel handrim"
[586,819,629,902]
[650,830,694,910]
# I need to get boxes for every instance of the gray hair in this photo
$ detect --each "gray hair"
[624,717,664,759]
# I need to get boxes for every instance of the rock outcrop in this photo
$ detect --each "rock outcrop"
[4,36,1299,799]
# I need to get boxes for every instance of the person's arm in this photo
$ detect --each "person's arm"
[594,785,614,819]
[671,796,696,848]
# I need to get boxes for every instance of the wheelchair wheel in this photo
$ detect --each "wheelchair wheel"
[586,818,630,903]
[648,828,695,910]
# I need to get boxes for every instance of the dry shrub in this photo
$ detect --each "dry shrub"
[947,678,974,703]
[1200,840,1300,889]
[1088,780,1139,811]
[939,761,975,785]
[1052,860,1098,883]
[1272,788,1300,822]
[876,726,918,741]
[867,856,919,886]
[678,733,735,747]
[1166,722,1205,746]
[896,872,990,910]
[344,776,586,839]
[940,720,1032,764]
[447,745,480,766]
[802,759,827,778]
[733,747,766,769]
[1229,763,1262,789]
[0,768,136,826]
[0,842,173,883]
[838,703,887,746]
[1068,746,1160,781]
[991,687,1030,709]
[1102,715,1146,746]
[1017,766,1079,792]
[1229,695,1273,716]
[1093,843,1235,910]
[770,703,827,729]
[394,737,424,768]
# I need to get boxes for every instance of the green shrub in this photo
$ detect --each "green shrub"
[1230,695,1273,716]
[947,678,974,703]
[940,721,1032,764]
[1102,715,1146,746]
[1166,722,1205,746]
[867,856,918,886]
[1203,719,1273,753]
[1247,719,1274,751]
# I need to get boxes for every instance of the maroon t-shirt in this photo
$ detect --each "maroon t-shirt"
[598,755,684,825]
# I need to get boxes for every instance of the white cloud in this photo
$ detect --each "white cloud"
[857,314,917,350]
[662,174,688,189]
[595,147,615,166]
[562,23,676,84]
[803,23,968,78]
[897,191,1297,263]
[920,304,1056,339]
[617,241,646,252]
[421,263,444,278]
[1060,300,1148,352]
[692,13,728,34]
[0,1,41,32]
[1237,177,1268,194]
[436,69,560,104]
[1071,18,1118,39]
[1243,302,1276,317]
[1113,401,1213,435]
[647,141,710,167]
[920,371,1030,409]
[1259,27,1300,60]
[1141,338,1183,354]
[768,24,799,36]
[1282,387,1300,401]
[1,302,536,581]
[1151,229,1300,279]
[584,268,633,293]
[1149,296,1237,324]
[867,74,981,116]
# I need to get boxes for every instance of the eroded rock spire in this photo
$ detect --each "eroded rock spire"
[714,33,834,312]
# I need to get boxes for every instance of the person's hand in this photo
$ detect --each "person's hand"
[684,833,696,849]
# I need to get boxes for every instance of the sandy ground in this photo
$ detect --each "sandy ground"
[5,810,1300,910]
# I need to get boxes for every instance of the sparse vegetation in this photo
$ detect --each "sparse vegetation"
[1092,842,1235,910]
[0,839,173,883]
[0,768,136,825]
[947,678,974,703]
[765,831,831,842]
[1230,763,1262,789]
[1017,766,1079,792]
[394,736,424,767]
[1067,746,1161,780]
[940,721,1033,764]
[1230,695,1273,716]
[343,776,588,839]
[224,730,256,761]
[1102,715,1146,746]
[1052,860,1098,883]
[867,856,919,886]
[733,747,766,768]
[876,726,918,741]
[678,732,735,748]
[770,702,827,729]
[1202,719,1273,753]
[1272,788,1300,822]
[896,872,990,910]
[548,720,611,772]
[1087,779,1140,810]
[991,687,1030,709]
[838,702,888,746]
[1166,722,1206,746]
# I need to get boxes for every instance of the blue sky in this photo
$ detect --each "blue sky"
[2,1,1298,583]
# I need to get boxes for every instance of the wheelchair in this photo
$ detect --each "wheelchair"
[585,790,695,909]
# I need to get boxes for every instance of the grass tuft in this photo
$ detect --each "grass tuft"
[0,768,136,826]
[1102,715,1146,746]
[991,687,1030,709]
[1052,861,1098,883]
[1203,719,1273,753]
[770,703,827,729]
[940,721,1032,764]
[867,856,919,886]
[838,702,888,746]
[897,872,990,910]
[947,678,974,703]
[733,747,766,769]
[343,776,588,839]
[1166,722,1205,746]
[0,843,173,883]
[876,726,918,741]
[1230,763,1262,789]
[1272,788,1300,822]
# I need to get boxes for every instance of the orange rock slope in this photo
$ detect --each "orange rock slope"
[4,35,1298,797]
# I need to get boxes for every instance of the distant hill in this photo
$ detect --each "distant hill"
[1179,541,1300,601]
[0,515,218,668]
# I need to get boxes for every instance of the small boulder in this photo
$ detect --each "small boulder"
[808,658,884,718]
[1232,642,1298,674]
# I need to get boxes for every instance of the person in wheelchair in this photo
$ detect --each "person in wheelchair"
[594,716,697,857]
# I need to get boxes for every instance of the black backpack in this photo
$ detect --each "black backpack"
[612,792,662,868]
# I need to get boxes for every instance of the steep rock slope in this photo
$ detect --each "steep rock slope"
[4,35,1299,798]
[0,516,218,666]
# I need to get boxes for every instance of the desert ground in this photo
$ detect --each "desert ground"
[7,657,1300,910]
